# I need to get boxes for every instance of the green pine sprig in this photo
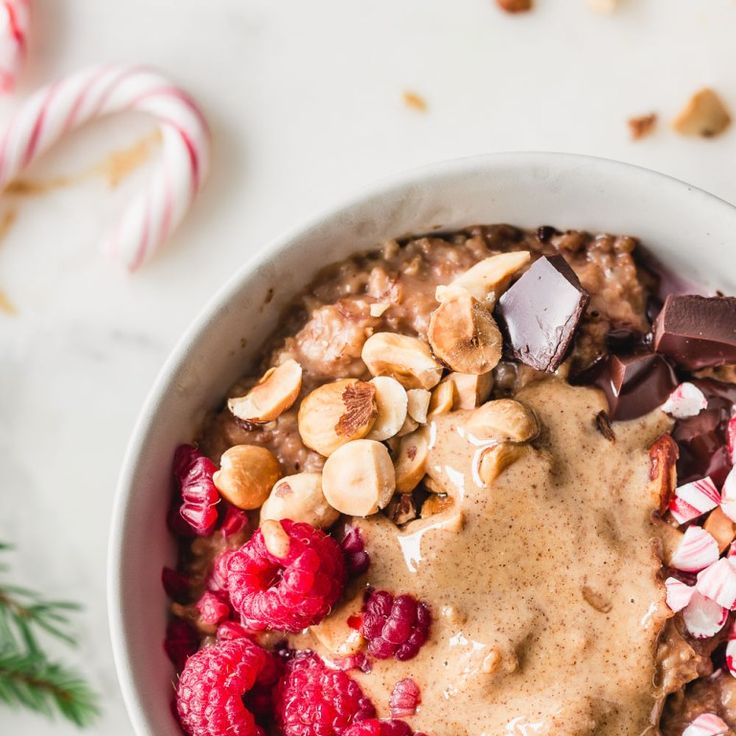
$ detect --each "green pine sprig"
[0,647,98,727]
[0,542,99,726]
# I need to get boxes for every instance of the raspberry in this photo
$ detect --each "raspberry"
[172,445,220,536]
[162,566,191,601]
[216,621,252,642]
[360,590,431,661]
[164,619,198,672]
[228,520,346,632]
[221,501,249,537]
[176,638,279,736]
[273,652,375,736]
[195,591,230,626]
[340,525,370,577]
[207,549,236,594]
[389,678,421,718]
[343,720,413,736]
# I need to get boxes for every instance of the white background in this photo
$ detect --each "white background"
[1,0,735,733]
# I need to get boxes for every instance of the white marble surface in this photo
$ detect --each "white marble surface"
[1,0,735,733]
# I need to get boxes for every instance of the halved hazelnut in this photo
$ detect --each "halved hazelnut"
[228,359,303,423]
[394,426,430,493]
[322,439,396,516]
[449,371,494,410]
[298,379,377,457]
[466,399,539,443]
[361,332,443,390]
[477,443,528,485]
[428,378,456,417]
[213,445,282,509]
[407,388,431,424]
[673,88,731,138]
[704,507,736,553]
[261,519,291,558]
[428,293,502,375]
[397,415,419,437]
[310,588,366,656]
[367,376,408,441]
[435,251,530,305]
[260,472,339,529]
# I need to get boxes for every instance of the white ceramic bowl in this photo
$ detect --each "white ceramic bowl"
[108,152,736,735]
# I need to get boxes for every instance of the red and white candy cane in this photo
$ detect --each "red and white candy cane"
[0,0,29,92]
[0,64,210,270]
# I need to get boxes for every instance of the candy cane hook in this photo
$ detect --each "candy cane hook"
[0,64,210,270]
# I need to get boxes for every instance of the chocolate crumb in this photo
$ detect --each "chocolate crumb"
[595,411,616,442]
[628,113,657,141]
[536,225,558,243]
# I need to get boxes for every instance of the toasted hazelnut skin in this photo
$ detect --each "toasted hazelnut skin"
[260,472,339,529]
[361,332,443,390]
[298,379,377,457]
[228,359,303,423]
[213,445,282,510]
[322,439,396,516]
[428,293,503,375]
[466,399,539,443]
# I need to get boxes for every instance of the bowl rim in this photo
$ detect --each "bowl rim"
[107,150,736,734]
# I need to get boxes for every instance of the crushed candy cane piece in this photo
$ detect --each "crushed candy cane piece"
[683,591,729,639]
[697,558,736,609]
[665,576,695,612]
[726,621,736,677]
[721,467,736,524]
[669,476,720,525]
[671,526,720,573]
[661,382,708,419]
[683,712,730,736]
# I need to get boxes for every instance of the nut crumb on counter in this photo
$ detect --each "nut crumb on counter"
[495,0,532,12]
[402,90,428,112]
[673,87,732,138]
[628,113,657,140]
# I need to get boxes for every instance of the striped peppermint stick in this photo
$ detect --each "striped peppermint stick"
[0,64,210,270]
[0,0,29,92]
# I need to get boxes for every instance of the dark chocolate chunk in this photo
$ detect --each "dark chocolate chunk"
[673,377,736,486]
[653,295,736,370]
[673,410,731,486]
[496,255,590,372]
[574,350,677,421]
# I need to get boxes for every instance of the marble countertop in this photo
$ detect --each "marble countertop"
[1,0,735,733]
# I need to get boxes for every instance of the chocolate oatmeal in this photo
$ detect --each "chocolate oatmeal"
[164,224,736,736]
